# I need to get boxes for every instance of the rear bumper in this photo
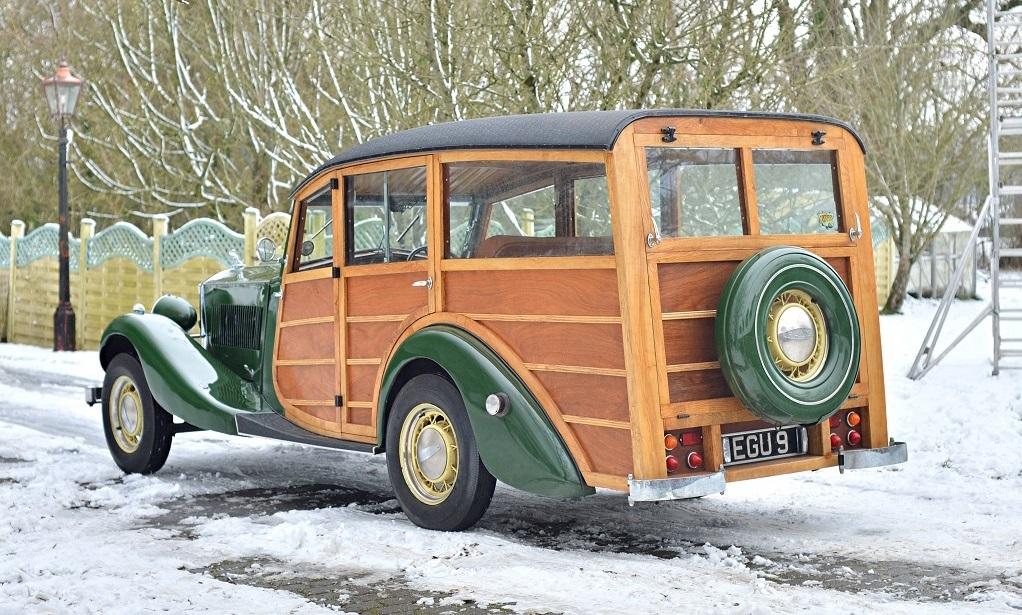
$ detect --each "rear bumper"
[838,441,908,472]
[627,441,907,504]
[627,470,726,505]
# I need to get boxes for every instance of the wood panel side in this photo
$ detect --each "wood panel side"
[347,272,428,316]
[444,269,620,316]
[484,320,625,370]
[531,371,630,423]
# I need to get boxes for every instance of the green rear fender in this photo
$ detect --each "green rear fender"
[378,325,593,499]
[99,314,264,435]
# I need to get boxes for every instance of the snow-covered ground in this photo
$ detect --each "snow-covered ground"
[1,292,1021,614]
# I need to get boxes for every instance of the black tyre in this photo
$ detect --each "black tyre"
[385,374,496,531]
[102,354,174,474]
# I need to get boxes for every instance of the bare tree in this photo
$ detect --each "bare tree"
[777,0,987,312]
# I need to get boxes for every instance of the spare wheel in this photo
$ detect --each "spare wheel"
[715,246,861,425]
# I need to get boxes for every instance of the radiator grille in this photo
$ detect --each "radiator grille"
[209,304,263,350]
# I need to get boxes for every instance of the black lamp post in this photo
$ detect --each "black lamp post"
[41,60,85,351]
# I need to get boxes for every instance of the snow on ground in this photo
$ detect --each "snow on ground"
[0,289,1021,614]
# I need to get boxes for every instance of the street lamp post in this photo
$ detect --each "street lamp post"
[41,60,84,352]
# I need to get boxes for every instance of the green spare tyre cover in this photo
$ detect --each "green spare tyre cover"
[715,246,861,425]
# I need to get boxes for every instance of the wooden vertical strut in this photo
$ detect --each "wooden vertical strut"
[909,0,1022,378]
[608,126,668,480]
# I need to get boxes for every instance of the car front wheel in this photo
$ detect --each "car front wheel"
[102,354,174,474]
[385,374,495,531]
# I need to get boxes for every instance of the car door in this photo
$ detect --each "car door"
[272,175,344,436]
[338,156,437,441]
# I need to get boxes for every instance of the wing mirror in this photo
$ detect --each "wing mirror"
[257,237,280,263]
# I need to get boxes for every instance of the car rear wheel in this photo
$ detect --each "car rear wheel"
[385,374,495,531]
[715,246,861,426]
[102,354,174,474]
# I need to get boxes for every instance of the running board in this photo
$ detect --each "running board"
[235,412,375,453]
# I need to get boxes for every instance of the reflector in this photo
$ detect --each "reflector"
[846,411,861,427]
[664,434,679,450]
[830,433,842,448]
[847,430,862,446]
[680,431,701,446]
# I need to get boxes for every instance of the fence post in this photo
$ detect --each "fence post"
[243,207,260,266]
[5,220,24,343]
[78,218,95,349]
[152,215,168,305]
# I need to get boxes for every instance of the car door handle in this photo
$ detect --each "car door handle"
[412,278,433,289]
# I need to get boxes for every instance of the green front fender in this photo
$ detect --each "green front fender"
[378,326,593,499]
[99,314,265,435]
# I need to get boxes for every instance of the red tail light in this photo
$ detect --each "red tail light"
[686,452,703,470]
[666,455,680,472]
[829,415,841,429]
[847,430,862,446]
[830,433,843,448]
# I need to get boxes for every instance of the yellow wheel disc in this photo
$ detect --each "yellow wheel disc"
[766,289,828,382]
[108,375,144,453]
[398,403,459,505]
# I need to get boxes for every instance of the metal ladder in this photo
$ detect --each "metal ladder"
[908,0,1022,379]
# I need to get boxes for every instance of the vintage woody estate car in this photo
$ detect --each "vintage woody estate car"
[88,110,907,531]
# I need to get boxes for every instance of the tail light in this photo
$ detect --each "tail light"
[846,411,861,427]
[847,430,862,446]
[829,415,841,429]
[666,455,680,472]
[664,434,679,451]
[830,433,843,448]
[680,431,702,446]
[686,452,703,470]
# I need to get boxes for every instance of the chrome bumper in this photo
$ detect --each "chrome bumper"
[838,441,908,472]
[627,470,726,505]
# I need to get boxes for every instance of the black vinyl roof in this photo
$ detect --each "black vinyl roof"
[292,109,864,197]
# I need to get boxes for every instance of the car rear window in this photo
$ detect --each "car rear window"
[645,147,744,238]
[753,149,841,235]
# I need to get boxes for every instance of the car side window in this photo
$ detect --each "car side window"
[345,166,428,265]
[294,188,333,271]
[645,147,744,238]
[445,160,613,258]
[753,149,842,235]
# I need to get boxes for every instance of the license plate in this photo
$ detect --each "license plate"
[722,425,807,466]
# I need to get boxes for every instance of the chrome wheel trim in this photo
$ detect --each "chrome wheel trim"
[109,375,144,454]
[766,289,828,382]
[398,403,459,506]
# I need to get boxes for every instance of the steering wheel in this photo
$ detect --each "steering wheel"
[406,246,428,261]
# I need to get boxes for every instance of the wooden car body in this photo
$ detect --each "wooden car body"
[98,110,905,509]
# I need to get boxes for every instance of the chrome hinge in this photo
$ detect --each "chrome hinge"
[412,277,433,289]
[848,212,864,242]
[646,214,662,249]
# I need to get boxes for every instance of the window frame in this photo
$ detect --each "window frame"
[339,155,433,269]
[634,134,854,248]
[290,184,335,273]
[439,152,615,260]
